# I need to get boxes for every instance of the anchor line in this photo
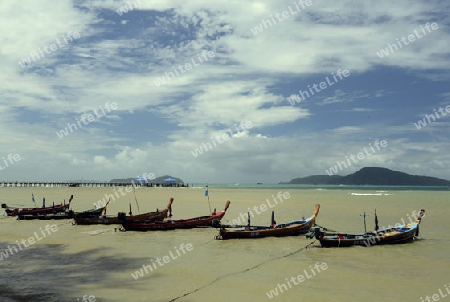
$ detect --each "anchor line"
[168,240,316,302]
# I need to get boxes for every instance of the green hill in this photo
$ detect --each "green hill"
[285,167,450,186]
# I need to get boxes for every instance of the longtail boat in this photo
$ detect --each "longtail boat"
[121,200,230,231]
[73,198,174,225]
[216,204,320,240]
[2,195,72,216]
[20,200,110,221]
[313,209,425,247]
[71,206,106,218]
[18,201,109,221]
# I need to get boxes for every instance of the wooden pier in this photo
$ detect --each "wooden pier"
[0,181,189,188]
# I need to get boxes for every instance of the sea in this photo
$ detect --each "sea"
[0,184,449,302]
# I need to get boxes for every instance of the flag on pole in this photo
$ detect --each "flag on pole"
[205,184,211,214]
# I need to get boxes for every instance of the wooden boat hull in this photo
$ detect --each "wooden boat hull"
[4,203,70,216]
[121,201,230,231]
[74,216,122,225]
[74,209,169,225]
[319,227,417,247]
[17,213,72,220]
[218,204,320,239]
[4,208,18,216]
[2,195,72,216]
[71,207,105,218]
[73,198,174,225]
[317,209,425,247]
[219,219,316,239]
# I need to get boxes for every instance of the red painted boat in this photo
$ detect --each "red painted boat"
[121,200,230,231]
[73,198,174,225]
[2,195,72,216]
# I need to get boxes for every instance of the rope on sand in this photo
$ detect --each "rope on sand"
[168,240,316,302]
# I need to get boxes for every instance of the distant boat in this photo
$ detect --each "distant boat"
[351,193,382,196]
[257,182,263,185]
[68,183,80,187]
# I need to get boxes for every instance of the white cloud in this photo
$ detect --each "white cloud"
[1,0,449,182]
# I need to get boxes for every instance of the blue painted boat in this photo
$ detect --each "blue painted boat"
[314,209,425,247]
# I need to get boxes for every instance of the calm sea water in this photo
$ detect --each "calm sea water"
[0,186,448,302]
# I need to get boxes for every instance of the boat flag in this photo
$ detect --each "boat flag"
[32,194,35,205]
[374,209,379,231]
[205,184,211,214]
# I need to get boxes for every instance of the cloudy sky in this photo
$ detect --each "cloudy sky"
[1,0,449,183]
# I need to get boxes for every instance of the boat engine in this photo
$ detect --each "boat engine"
[117,212,126,220]
[306,228,315,239]
[212,220,222,228]
[312,226,324,239]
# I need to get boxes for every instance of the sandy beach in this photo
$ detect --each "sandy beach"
[0,186,448,302]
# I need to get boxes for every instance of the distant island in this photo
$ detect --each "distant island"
[282,167,450,186]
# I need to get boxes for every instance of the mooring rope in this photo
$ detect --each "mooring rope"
[314,224,336,232]
[168,240,316,302]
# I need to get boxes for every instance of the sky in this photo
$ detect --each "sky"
[0,0,449,183]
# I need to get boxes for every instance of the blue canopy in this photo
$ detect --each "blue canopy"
[164,177,177,182]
